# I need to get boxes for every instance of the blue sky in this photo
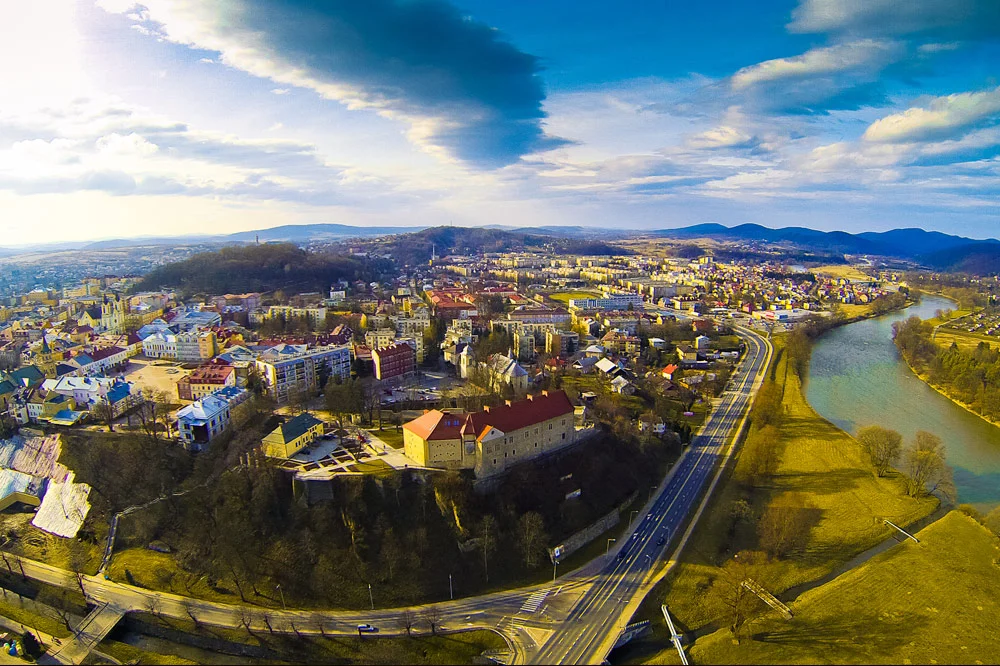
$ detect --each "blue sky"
[0,0,998,244]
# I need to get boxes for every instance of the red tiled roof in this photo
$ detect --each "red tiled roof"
[188,365,235,384]
[89,346,125,362]
[464,390,574,440]
[403,410,465,441]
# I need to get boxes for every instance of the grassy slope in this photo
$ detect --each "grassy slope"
[688,511,1000,664]
[620,336,937,663]
[812,265,872,281]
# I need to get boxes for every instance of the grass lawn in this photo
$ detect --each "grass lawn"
[837,303,875,320]
[812,265,872,281]
[548,290,602,305]
[616,335,938,663]
[685,511,1000,665]
[120,614,506,666]
[369,428,405,449]
[0,595,72,639]
[347,459,394,475]
[933,329,997,352]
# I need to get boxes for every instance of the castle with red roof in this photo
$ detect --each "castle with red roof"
[402,390,576,478]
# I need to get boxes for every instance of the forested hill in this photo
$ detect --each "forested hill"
[138,244,388,296]
[379,226,623,265]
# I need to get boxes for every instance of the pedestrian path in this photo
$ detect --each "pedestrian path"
[519,589,549,614]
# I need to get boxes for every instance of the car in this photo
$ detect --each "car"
[632,532,640,540]
[357,624,378,633]
[656,536,666,546]
[617,550,627,561]
[647,512,654,519]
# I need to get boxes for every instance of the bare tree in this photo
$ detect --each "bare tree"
[421,606,443,635]
[710,551,767,640]
[758,493,814,559]
[185,604,201,629]
[517,512,548,569]
[401,609,415,636]
[238,605,258,636]
[902,431,956,502]
[857,425,903,477]
[91,400,116,433]
[479,515,498,583]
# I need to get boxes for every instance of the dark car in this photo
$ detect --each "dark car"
[617,549,628,561]
[656,536,666,546]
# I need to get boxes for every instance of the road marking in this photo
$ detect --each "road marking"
[520,589,550,614]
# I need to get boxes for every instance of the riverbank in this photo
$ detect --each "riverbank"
[903,357,1000,431]
[614,334,937,664]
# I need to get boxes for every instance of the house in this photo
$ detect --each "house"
[694,334,711,350]
[261,412,325,459]
[676,345,699,364]
[610,376,635,395]
[584,344,606,359]
[661,364,679,380]
[572,356,598,374]
[595,357,624,377]
[175,387,249,451]
[142,331,177,359]
[403,390,576,478]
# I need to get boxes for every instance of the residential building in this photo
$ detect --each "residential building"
[365,328,397,350]
[175,331,217,363]
[176,365,236,401]
[254,344,351,402]
[568,293,643,311]
[141,332,177,359]
[545,330,579,357]
[261,412,325,458]
[372,342,416,382]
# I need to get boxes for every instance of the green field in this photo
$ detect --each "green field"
[685,511,1000,664]
[369,427,405,449]
[812,265,872,281]
[618,336,937,663]
[101,617,506,666]
[548,290,601,305]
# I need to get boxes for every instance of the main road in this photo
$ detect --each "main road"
[529,325,771,664]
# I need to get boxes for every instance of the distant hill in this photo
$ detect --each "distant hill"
[137,243,388,296]
[224,223,425,243]
[380,226,623,265]
[654,223,1000,264]
[920,243,1000,275]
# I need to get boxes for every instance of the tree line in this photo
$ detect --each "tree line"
[894,315,1000,422]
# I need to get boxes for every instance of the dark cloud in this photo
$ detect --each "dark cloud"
[148,0,568,167]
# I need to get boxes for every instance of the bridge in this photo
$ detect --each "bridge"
[49,602,126,665]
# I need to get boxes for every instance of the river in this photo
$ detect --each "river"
[806,293,1000,510]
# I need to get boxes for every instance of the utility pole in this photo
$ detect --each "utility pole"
[449,574,453,600]
[276,584,285,610]
[552,559,559,583]
[368,583,374,611]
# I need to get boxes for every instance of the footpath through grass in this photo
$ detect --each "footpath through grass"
[687,511,1000,664]
[616,335,938,663]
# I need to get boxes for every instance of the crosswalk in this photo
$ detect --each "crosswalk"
[519,588,550,614]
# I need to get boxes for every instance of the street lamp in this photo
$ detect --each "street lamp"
[276,584,285,610]
[449,573,454,601]
[648,485,657,502]
[368,583,374,610]
[629,510,639,527]
[606,538,616,558]
[552,559,560,583]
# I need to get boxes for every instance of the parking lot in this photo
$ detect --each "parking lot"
[122,357,189,398]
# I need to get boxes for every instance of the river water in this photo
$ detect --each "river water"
[806,294,1000,510]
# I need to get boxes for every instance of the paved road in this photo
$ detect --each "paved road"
[529,327,771,665]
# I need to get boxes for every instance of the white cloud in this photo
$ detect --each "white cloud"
[96,132,159,156]
[271,88,290,95]
[687,125,755,149]
[863,87,1000,143]
[731,40,901,90]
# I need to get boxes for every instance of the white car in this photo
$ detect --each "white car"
[357,624,378,633]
